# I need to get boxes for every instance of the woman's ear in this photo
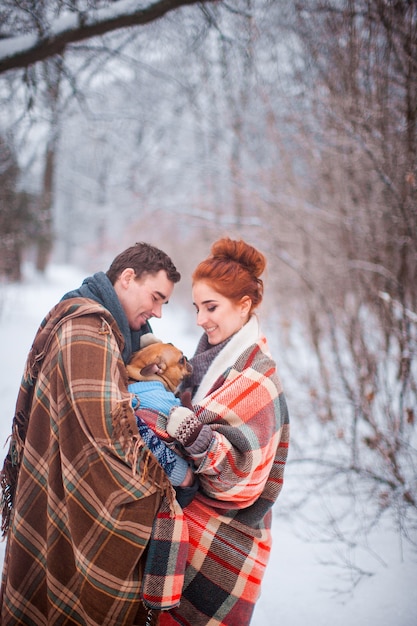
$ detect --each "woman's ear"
[240,296,252,318]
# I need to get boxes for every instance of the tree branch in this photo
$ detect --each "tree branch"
[0,0,218,74]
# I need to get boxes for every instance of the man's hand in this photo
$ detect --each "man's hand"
[179,465,194,488]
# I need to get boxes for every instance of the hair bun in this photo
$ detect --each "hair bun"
[193,237,265,312]
[211,238,266,278]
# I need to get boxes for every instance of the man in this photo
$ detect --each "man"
[0,242,188,625]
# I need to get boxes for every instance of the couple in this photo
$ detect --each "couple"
[0,237,289,626]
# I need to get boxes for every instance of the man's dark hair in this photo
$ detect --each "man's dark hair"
[106,242,181,285]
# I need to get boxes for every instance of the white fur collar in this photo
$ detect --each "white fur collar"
[193,315,260,404]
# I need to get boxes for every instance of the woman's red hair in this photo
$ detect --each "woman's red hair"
[192,238,266,314]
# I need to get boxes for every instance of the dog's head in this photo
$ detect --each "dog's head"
[126,342,193,393]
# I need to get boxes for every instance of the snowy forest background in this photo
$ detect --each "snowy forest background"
[0,0,416,610]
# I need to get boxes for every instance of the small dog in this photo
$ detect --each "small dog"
[128,342,197,505]
[127,342,193,393]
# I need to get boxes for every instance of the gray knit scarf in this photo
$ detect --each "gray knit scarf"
[182,333,232,398]
[61,271,151,363]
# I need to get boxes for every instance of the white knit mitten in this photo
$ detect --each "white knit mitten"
[167,406,203,446]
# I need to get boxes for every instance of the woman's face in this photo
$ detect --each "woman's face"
[192,281,251,345]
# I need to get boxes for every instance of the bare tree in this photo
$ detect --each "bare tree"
[0,136,20,280]
[1,0,415,580]
[35,57,64,272]
[0,135,39,280]
[264,0,417,577]
[0,0,219,74]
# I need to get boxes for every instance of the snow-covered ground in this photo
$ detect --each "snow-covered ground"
[0,264,416,625]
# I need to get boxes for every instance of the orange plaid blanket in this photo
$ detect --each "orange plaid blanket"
[161,324,290,625]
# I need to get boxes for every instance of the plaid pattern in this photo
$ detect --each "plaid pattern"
[142,497,189,610]
[160,325,290,626]
[134,407,173,443]
[0,298,185,624]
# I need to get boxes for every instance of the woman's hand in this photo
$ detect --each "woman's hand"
[166,406,203,446]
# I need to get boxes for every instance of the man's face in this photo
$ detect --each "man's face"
[114,269,175,331]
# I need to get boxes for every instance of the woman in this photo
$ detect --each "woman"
[160,237,290,626]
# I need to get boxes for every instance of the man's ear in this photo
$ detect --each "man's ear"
[118,267,135,288]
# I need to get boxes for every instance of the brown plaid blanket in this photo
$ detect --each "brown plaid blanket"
[0,298,188,625]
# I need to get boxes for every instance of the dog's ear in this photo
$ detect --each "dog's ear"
[140,362,162,377]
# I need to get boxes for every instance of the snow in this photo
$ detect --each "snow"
[0,33,39,60]
[0,264,416,625]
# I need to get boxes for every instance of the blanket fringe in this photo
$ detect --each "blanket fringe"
[0,410,30,537]
[112,400,176,515]
[24,349,46,384]
[145,608,160,626]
